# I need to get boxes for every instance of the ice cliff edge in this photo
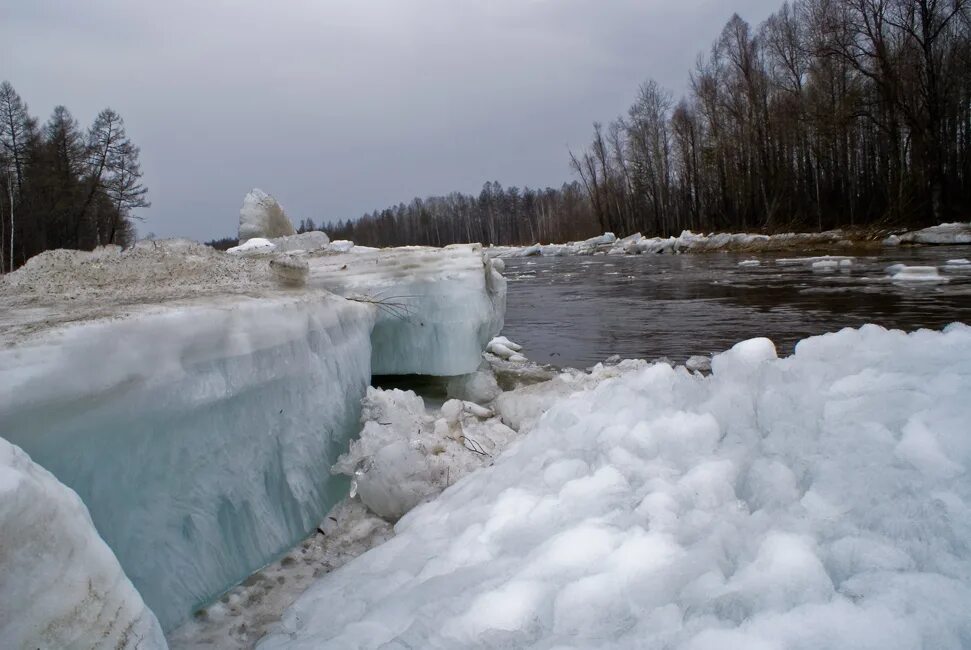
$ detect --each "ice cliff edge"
[0,239,506,635]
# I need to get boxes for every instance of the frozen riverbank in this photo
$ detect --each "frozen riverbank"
[0,239,505,636]
[260,323,971,649]
[487,222,971,258]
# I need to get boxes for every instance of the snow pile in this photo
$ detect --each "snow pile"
[261,324,971,649]
[889,265,948,284]
[899,222,971,245]
[228,232,334,256]
[738,259,760,267]
[1,239,270,334]
[227,237,276,255]
[238,189,296,242]
[0,438,166,649]
[332,387,517,521]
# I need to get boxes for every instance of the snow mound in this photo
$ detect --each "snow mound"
[332,387,517,521]
[3,238,269,314]
[239,189,296,242]
[261,324,971,649]
[227,237,276,255]
[0,438,166,649]
[899,222,971,245]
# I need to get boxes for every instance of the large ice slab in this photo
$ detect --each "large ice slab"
[308,244,506,376]
[1,293,374,631]
[261,324,971,649]
[0,438,166,649]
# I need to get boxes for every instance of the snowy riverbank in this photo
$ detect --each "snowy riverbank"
[487,222,971,258]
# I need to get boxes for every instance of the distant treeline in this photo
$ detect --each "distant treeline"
[0,81,148,271]
[326,0,971,248]
[325,182,597,247]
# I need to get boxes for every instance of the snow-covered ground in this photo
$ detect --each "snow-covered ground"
[0,238,505,635]
[259,324,971,649]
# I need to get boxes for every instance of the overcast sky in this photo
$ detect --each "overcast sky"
[2,0,781,241]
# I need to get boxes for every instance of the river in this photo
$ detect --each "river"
[501,246,971,369]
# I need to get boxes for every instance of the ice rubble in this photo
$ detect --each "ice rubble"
[490,229,850,258]
[261,324,971,650]
[238,189,296,242]
[0,240,505,633]
[0,438,166,649]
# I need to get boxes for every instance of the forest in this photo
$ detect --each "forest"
[330,0,971,248]
[0,81,147,271]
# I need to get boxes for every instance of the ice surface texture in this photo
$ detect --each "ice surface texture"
[0,438,166,649]
[262,324,971,649]
[309,244,506,376]
[1,293,375,631]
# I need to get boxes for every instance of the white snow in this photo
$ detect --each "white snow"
[899,222,971,245]
[327,239,355,253]
[685,355,712,372]
[738,259,761,267]
[946,258,970,267]
[0,438,166,649]
[227,236,276,255]
[331,387,518,522]
[238,189,296,242]
[261,324,971,650]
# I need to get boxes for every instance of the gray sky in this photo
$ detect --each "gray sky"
[2,0,780,241]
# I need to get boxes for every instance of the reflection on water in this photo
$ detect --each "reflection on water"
[502,247,971,369]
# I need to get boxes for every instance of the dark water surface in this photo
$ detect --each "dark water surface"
[501,246,971,369]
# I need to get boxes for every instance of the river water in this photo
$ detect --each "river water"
[501,246,971,370]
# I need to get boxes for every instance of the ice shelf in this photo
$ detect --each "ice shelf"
[0,241,505,634]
